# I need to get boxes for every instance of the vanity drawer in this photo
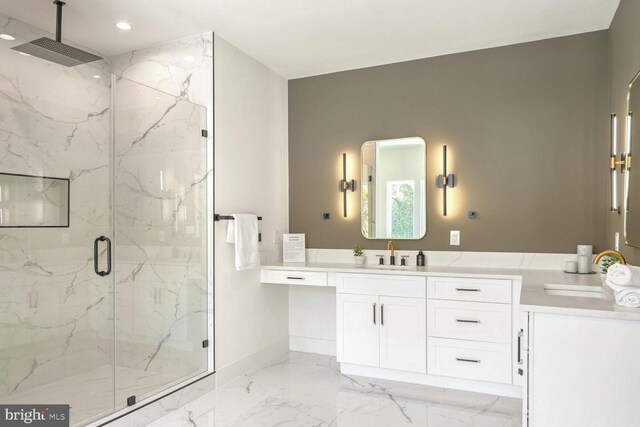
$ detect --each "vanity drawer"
[336,273,426,298]
[427,300,511,343]
[427,337,511,384]
[261,269,328,286]
[427,277,511,303]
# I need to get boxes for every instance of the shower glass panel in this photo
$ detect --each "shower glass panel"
[113,77,209,410]
[0,25,115,425]
[0,13,211,426]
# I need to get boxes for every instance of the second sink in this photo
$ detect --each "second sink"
[544,284,607,299]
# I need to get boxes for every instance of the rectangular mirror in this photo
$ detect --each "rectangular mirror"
[0,173,70,227]
[361,137,426,239]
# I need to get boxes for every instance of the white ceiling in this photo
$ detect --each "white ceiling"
[0,0,620,79]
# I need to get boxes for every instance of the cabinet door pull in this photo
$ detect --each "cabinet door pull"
[517,329,524,364]
[373,303,376,325]
[286,276,305,280]
[456,357,481,364]
[456,319,481,324]
[381,304,384,326]
[455,288,481,292]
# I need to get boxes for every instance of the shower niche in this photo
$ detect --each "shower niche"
[0,173,70,227]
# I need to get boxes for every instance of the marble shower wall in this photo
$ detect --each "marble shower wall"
[0,12,112,399]
[108,34,213,107]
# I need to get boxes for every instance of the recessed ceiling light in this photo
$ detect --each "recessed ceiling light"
[116,22,132,30]
[19,52,31,56]
[93,75,101,79]
[0,34,15,41]
[183,56,195,62]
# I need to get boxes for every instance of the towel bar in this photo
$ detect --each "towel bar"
[214,214,263,221]
[215,214,262,242]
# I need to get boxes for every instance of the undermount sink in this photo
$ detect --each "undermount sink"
[544,284,607,299]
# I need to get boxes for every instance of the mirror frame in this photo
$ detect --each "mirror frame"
[624,70,640,247]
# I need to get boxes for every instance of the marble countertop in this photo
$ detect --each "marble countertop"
[262,262,640,321]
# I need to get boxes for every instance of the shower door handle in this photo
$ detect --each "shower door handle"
[94,236,112,277]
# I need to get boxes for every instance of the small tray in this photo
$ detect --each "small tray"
[563,271,597,275]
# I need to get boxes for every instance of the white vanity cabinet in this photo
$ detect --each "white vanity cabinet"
[262,266,522,397]
[336,293,380,367]
[336,273,427,373]
[522,311,640,427]
[427,277,513,385]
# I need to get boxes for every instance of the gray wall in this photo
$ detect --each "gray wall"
[289,31,609,252]
[608,0,640,264]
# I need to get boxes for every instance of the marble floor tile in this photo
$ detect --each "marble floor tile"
[150,352,522,427]
[4,365,187,426]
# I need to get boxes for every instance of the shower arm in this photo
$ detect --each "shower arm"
[54,1,65,43]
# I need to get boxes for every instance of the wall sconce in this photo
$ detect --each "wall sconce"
[611,113,631,214]
[624,112,633,214]
[339,152,355,217]
[436,145,455,216]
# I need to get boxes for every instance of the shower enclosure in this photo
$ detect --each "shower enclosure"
[0,15,212,426]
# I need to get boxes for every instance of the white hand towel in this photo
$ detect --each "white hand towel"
[606,280,628,293]
[615,288,640,308]
[606,263,638,287]
[226,221,235,244]
[227,214,259,271]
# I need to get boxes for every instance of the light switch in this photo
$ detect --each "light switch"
[450,230,460,246]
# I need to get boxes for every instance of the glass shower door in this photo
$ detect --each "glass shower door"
[113,77,209,409]
[0,31,115,425]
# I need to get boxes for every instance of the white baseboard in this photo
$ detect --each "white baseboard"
[341,363,523,398]
[289,336,336,356]
[215,336,289,387]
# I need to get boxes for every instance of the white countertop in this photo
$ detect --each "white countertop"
[262,262,640,321]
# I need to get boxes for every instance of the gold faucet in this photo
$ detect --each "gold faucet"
[387,241,396,265]
[593,250,627,265]
[387,240,395,256]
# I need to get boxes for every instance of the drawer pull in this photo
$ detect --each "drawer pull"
[286,276,305,280]
[456,319,481,324]
[456,357,481,364]
[455,288,481,292]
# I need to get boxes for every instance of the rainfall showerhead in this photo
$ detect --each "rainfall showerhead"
[11,1,103,67]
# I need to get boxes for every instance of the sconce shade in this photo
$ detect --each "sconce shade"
[437,145,455,216]
[339,153,355,217]
[611,114,620,213]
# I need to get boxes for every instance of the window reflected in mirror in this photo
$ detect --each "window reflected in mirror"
[361,137,426,239]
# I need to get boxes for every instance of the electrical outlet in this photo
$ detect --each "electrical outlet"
[615,232,620,251]
[450,230,461,246]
